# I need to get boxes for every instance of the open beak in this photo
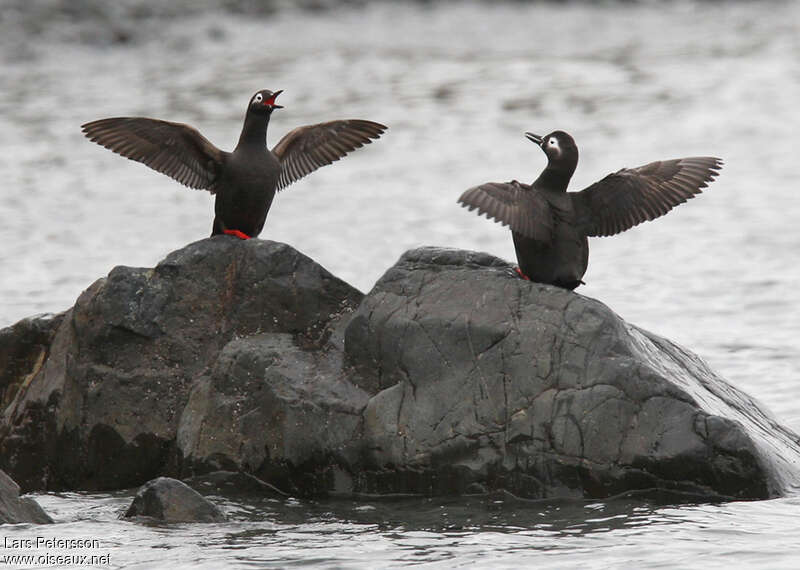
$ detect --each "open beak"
[525,132,543,145]
[264,90,283,109]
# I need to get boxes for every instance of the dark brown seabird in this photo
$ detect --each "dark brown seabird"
[82,90,386,239]
[458,130,722,289]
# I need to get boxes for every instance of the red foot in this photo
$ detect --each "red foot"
[514,267,531,281]
[223,229,251,240]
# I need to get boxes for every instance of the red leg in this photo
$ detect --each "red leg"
[514,267,531,281]
[223,229,251,240]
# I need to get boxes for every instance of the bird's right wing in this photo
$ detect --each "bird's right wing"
[81,117,226,192]
[272,119,387,191]
[457,181,554,242]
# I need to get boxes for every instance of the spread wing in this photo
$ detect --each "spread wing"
[573,157,723,237]
[457,181,554,242]
[272,119,386,191]
[81,117,225,192]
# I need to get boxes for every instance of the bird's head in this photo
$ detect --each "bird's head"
[249,89,283,115]
[525,130,578,173]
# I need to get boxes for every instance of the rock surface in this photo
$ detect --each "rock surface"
[2,241,799,501]
[177,322,369,495]
[0,237,362,492]
[0,313,64,413]
[344,248,800,499]
[0,469,52,524]
[124,477,225,523]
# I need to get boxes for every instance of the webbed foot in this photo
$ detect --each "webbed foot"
[223,229,251,240]
[514,267,531,281]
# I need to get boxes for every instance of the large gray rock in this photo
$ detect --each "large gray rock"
[173,247,800,500]
[124,477,225,523]
[0,237,362,492]
[2,242,799,501]
[342,248,800,499]
[0,470,52,524]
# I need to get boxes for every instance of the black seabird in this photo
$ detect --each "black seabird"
[458,130,722,289]
[82,89,386,239]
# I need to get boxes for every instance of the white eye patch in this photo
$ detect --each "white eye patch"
[547,138,561,155]
[254,93,263,103]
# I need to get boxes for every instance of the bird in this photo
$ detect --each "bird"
[458,130,722,289]
[82,89,386,239]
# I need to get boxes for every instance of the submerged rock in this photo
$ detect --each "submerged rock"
[0,470,52,524]
[182,470,288,499]
[124,477,225,523]
[1,240,799,501]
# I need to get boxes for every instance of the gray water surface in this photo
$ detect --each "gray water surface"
[15,491,800,569]
[1,1,799,567]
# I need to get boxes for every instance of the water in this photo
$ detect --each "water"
[10,491,800,569]
[1,1,799,567]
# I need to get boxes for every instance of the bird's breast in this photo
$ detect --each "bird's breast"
[218,151,279,196]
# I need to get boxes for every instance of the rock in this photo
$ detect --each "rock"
[182,470,288,498]
[173,246,800,500]
[0,313,65,411]
[2,241,799,501]
[342,247,800,500]
[124,477,225,523]
[0,470,52,524]
[0,237,362,492]
[177,314,370,496]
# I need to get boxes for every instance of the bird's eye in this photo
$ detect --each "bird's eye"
[549,139,557,146]
[254,93,263,103]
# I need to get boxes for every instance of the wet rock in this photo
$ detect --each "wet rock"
[0,470,52,524]
[124,477,225,523]
[343,247,800,500]
[171,246,800,500]
[182,470,288,498]
[0,237,362,492]
[2,241,799,501]
[0,313,65,411]
[177,315,369,496]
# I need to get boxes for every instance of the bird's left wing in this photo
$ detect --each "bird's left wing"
[272,119,387,191]
[572,157,722,237]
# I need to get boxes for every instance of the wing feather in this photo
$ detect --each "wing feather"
[573,157,722,237]
[457,181,554,242]
[81,117,225,192]
[272,119,387,191]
